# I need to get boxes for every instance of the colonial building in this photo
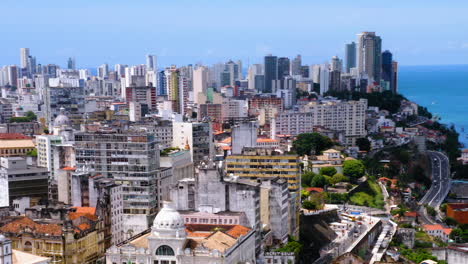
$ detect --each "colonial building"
[105,201,256,264]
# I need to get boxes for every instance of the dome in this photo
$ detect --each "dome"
[0,234,6,242]
[153,201,185,230]
[54,107,71,127]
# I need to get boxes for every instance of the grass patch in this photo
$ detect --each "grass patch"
[349,178,384,209]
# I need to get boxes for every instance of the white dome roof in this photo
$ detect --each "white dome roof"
[54,107,71,127]
[0,234,6,242]
[153,201,185,230]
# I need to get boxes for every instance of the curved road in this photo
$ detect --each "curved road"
[418,151,451,223]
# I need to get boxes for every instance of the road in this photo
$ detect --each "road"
[418,151,451,223]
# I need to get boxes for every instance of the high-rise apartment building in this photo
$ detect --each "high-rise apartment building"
[193,66,209,105]
[20,48,30,69]
[248,64,263,90]
[275,99,368,146]
[264,55,278,93]
[74,131,161,238]
[357,32,382,84]
[146,54,157,71]
[345,42,357,73]
[290,55,302,76]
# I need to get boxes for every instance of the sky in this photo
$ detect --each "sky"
[1,0,468,68]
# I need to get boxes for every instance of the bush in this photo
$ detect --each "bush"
[302,200,316,210]
[331,173,349,184]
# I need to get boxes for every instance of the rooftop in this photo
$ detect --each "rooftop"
[0,133,32,140]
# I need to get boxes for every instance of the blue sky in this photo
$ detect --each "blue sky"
[1,0,467,68]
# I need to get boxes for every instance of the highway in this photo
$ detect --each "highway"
[418,151,451,223]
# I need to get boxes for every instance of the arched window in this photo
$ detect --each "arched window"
[24,241,32,252]
[155,245,175,256]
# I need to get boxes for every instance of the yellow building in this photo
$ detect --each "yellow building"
[0,207,105,264]
[226,148,301,193]
[0,133,35,157]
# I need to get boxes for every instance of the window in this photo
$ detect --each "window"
[156,245,175,256]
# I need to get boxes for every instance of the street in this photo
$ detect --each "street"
[418,151,451,224]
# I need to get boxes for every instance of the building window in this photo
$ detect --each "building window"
[156,245,175,256]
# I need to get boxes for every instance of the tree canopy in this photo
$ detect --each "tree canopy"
[319,167,337,176]
[356,137,371,152]
[292,133,333,156]
[343,159,366,180]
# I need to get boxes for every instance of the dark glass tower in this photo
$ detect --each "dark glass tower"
[264,55,278,93]
[277,57,290,80]
[382,50,393,92]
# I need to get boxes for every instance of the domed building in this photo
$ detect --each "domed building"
[52,107,74,142]
[106,201,256,264]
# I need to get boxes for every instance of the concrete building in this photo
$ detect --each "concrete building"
[231,121,258,155]
[160,149,194,184]
[275,99,367,146]
[260,178,290,244]
[74,130,161,238]
[171,164,262,255]
[105,201,256,264]
[0,157,48,205]
[225,148,301,237]
[172,122,213,165]
[192,66,209,105]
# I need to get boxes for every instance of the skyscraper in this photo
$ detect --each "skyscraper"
[381,50,393,92]
[248,64,263,90]
[357,32,382,85]
[193,66,209,105]
[319,63,330,95]
[264,55,278,93]
[392,61,399,94]
[290,55,302,76]
[345,42,357,73]
[67,57,76,70]
[146,54,157,71]
[277,57,290,80]
[20,48,30,69]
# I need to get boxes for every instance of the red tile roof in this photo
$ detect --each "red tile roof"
[306,187,324,193]
[0,133,31,140]
[69,207,98,221]
[404,211,419,218]
[0,217,62,236]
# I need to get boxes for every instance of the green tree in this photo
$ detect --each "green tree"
[311,174,327,187]
[343,159,366,180]
[444,217,458,227]
[25,111,37,121]
[301,171,316,187]
[356,137,371,152]
[292,133,333,156]
[301,190,310,200]
[319,166,337,176]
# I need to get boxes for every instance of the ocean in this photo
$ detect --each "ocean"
[399,65,468,148]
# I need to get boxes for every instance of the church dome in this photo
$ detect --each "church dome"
[54,107,71,127]
[153,201,185,230]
